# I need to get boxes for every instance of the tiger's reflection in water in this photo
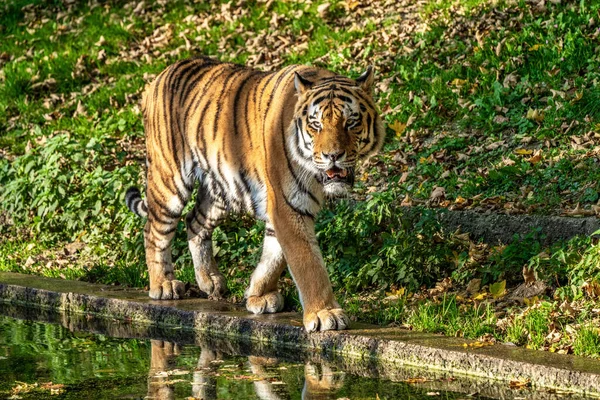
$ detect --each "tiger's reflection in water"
[147,340,343,400]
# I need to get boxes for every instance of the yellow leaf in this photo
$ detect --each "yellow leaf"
[451,78,468,87]
[385,287,406,298]
[472,292,487,301]
[572,91,583,103]
[389,120,407,136]
[526,108,544,122]
[523,295,540,306]
[489,280,506,298]
[455,196,467,204]
[515,148,533,156]
[345,0,360,10]
[529,44,543,51]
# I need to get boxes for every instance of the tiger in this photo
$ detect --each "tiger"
[125,57,385,332]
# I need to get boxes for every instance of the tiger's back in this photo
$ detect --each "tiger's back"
[127,58,385,332]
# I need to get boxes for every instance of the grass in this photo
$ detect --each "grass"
[1,0,600,357]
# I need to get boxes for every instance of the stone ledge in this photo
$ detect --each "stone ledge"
[435,209,600,244]
[1,271,600,397]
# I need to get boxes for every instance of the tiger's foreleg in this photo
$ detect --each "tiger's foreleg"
[245,224,286,314]
[269,207,349,332]
[186,189,227,299]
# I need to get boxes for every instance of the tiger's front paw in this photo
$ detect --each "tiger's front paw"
[196,270,227,300]
[246,291,284,314]
[304,308,349,332]
[149,279,186,300]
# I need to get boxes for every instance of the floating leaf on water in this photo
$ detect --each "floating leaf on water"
[509,378,531,389]
[404,377,429,384]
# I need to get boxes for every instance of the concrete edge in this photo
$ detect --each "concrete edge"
[433,208,600,244]
[1,276,600,397]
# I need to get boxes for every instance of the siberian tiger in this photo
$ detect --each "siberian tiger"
[125,57,385,332]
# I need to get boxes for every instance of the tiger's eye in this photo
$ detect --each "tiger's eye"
[309,121,322,131]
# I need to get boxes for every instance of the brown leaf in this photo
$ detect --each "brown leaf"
[401,194,413,207]
[317,3,330,18]
[509,379,531,389]
[429,186,446,201]
[493,115,508,124]
[522,266,536,286]
[466,278,482,295]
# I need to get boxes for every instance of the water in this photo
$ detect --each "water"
[0,308,578,399]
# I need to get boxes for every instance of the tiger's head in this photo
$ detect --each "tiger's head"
[290,67,385,197]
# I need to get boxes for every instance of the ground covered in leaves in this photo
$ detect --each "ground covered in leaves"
[1,0,600,358]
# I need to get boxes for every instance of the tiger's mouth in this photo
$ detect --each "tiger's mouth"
[321,166,354,186]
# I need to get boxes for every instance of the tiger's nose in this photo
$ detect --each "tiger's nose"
[322,150,346,162]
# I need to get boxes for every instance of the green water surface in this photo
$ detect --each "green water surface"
[0,315,496,399]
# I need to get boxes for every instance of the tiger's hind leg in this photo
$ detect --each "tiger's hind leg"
[186,188,227,299]
[245,224,286,314]
[144,170,190,300]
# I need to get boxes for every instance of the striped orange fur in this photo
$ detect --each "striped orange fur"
[126,57,385,332]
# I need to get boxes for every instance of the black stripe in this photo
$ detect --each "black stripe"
[197,100,212,163]
[172,60,207,139]
[281,119,319,205]
[239,170,256,214]
[153,224,177,236]
[363,113,378,154]
[183,65,230,126]
[147,238,170,252]
[150,71,167,159]
[232,70,256,136]
[361,113,373,150]
[187,220,201,236]
[265,65,298,111]
[148,207,173,226]
[310,76,354,87]
[148,193,181,220]
[179,59,219,106]
[180,65,222,121]
[295,119,312,155]
[162,66,179,168]
[213,65,246,141]
[173,179,189,207]
[337,85,374,108]
[257,69,284,114]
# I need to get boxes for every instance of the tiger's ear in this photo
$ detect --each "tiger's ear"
[355,66,374,92]
[294,72,313,95]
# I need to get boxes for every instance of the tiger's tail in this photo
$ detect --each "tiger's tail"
[125,187,148,218]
